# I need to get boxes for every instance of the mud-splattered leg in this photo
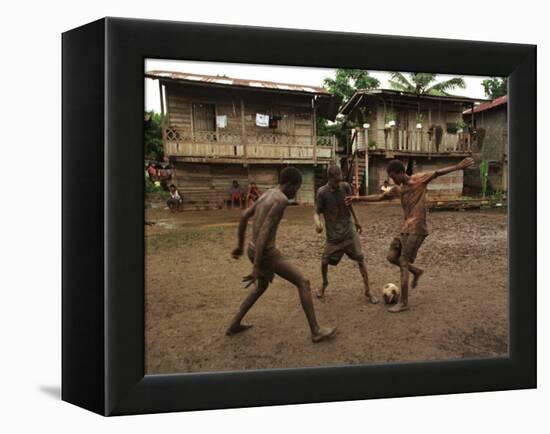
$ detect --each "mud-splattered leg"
[226,277,270,335]
[388,258,410,313]
[387,250,423,288]
[273,257,336,342]
[358,260,378,304]
[316,260,329,298]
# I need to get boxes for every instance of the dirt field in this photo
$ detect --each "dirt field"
[145,200,508,374]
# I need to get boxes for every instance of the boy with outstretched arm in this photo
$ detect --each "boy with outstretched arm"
[227,167,337,342]
[346,157,474,313]
[314,165,378,304]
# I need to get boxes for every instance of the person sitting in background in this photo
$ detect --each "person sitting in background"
[230,180,243,208]
[166,184,183,212]
[147,163,156,182]
[246,182,262,207]
[380,180,392,194]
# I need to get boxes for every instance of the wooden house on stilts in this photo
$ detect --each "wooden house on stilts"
[338,89,483,199]
[146,71,341,209]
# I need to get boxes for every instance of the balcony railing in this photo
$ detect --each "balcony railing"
[164,128,336,161]
[355,128,472,154]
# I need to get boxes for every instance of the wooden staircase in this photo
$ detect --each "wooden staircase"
[348,149,367,196]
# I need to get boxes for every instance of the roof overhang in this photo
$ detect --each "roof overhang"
[146,70,330,96]
[339,89,486,116]
[147,70,341,121]
[463,95,507,114]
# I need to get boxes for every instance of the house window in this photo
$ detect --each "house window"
[192,103,216,132]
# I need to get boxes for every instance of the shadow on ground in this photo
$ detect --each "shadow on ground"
[38,385,61,400]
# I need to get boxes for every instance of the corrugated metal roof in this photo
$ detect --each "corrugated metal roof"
[339,89,485,115]
[146,70,330,95]
[463,95,507,114]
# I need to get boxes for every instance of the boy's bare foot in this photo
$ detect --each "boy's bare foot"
[388,302,409,313]
[225,324,253,336]
[312,326,337,343]
[316,282,328,299]
[411,269,424,288]
[364,291,379,304]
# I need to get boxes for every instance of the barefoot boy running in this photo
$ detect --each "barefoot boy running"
[227,167,336,342]
[314,165,378,304]
[346,157,474,313]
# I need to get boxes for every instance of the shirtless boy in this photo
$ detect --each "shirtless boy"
[346,157,474,313]
[227,167,337,342]
[314,165,378,304]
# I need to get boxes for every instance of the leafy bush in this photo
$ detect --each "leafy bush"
[144,111,164,161]
[145,178,163,194]
[479,160,489,198]
[489,190,505,202]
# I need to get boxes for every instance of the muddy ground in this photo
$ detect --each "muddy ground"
[145,201,507,374]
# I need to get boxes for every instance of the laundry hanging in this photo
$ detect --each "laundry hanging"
[255,113,270,127]
[216,115,227,128]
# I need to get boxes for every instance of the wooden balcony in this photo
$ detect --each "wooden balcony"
[356,128,472,156]
[163,128,337,164]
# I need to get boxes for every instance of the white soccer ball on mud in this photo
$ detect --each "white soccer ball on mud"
[382,283,400,305]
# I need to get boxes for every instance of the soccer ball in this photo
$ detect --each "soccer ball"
[382,283,400,305]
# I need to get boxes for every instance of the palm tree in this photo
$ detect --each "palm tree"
[389,72,466,96]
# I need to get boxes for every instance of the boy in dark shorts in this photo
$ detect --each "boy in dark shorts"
[227,167,336,343]
[314,165,378,303]
[346,157,474,313]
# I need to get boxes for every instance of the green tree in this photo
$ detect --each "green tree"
[481,77,508,99]
[144,111,164,160]
[323,69,380,103]
[389,72,466,96]
[317,118,348,148]
[318,69,380,148]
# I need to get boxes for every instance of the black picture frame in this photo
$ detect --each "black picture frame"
[62,17,536,416]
